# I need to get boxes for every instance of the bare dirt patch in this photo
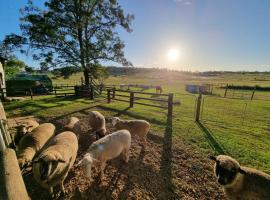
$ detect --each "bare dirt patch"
[21,116,226,200]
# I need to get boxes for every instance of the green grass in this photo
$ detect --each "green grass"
[5,71,270,174]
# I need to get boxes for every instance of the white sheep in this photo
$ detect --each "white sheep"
[79,129,131,181]
[111,117,150,147]
[62,116,81,136]
[89,111,107,140]
[210,155,270,200]
[33,131,78,197]
[17,123,55,169]
[14,119,39,145]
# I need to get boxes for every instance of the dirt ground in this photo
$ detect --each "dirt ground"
[12,115,226,200]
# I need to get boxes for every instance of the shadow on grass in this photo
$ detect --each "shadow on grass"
[196,121,226,154]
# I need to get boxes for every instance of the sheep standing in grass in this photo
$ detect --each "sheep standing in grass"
[14,119,39,145]
[79,130,131,181]
[33,131,78,197]
[17,123,55,168]
[89,111,107,140]
[62,117,81,137]
[111,117,150,147]
[210,155,270,200]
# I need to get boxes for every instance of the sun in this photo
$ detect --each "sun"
[167,48,180,61]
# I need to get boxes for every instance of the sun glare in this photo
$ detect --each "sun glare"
[167,48,180,61]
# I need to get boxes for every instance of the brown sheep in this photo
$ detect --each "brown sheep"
[210,155,270,200]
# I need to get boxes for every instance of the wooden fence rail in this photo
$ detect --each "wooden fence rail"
[107,88,174,118]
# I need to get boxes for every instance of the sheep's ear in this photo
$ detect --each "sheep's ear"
[58,158,66,163]
[14,125,23,129]
[77,159,83,166]
[239,167,246,174]
[26,125,33,131]
[209,155,217,161]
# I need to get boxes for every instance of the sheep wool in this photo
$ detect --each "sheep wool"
[89,111,107,139]
[17,123,55,168]
[14,119,39,145]
[112,117,150,147]
[62,117,81,136]
[32,131,78,196]
[79,129,131,181]
[211,155,270,200]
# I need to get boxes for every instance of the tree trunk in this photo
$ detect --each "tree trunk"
[83,69,90,86]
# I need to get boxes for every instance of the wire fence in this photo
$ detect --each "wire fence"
[201,95,270,135]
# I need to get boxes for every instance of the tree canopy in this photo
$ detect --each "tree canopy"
[4,0,134,85]
[5,58,27,80]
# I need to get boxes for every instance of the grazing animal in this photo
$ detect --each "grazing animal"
[89,111,107,140]
[156,85,163,94]
[33,131,78,197]
[62,117,81,137]
[79,130,131,182]
[17,123,55,169]
[111,117,150,147]
[14,120,39,145]
[210,155,270,200]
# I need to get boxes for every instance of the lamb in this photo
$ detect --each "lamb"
[89,111,107,140]
[14,119,39,145]
[17,123,55,169]
[111,117,150,147]
[32,131,78,197]
[62,116,81,136]
[210,155,270,200]
[78,130,131,181]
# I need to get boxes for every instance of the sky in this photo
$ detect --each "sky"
[0,0,270,71]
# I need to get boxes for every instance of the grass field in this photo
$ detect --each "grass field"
[6,71,270,171]
[3,70,270,198]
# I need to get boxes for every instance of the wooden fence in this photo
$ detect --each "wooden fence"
[107,88,174,118]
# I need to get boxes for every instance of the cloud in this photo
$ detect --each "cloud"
[174,0,192,6]
[184,1,192,5]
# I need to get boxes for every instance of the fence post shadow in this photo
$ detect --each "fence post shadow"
[159,112,175,198]
[196,121,226,154]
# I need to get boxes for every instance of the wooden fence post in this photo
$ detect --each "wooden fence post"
[54,88,57,96]
[30,89,33,100]
[112,87,116,99]
[195,93,202,122]
[251,86,256,100]
[107,89,111,103]
[130,92,134,108]
[224,84,228,98]
[99,85,103,95]
[168,93,173,118]
[90,86,94,100]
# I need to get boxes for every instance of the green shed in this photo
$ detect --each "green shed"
[6,73,53,95]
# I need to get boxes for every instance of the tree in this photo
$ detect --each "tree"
[52,66,81,79]
[4,0,133,86]
[92,64,109,85]
[5,58,26,79]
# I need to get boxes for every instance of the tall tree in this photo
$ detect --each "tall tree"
[4,0,133,86]
[5,58,27,79]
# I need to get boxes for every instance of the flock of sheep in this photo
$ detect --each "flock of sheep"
[13,111,270,199]
[13,111,150,198]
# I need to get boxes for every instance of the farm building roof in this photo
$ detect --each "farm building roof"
[9,73,51,81]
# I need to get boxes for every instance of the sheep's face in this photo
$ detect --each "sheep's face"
[79,154,93,179]
[210,155,245,187]
[34,158,65,181]
[111,117,120,126]
[15,124,28,135]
